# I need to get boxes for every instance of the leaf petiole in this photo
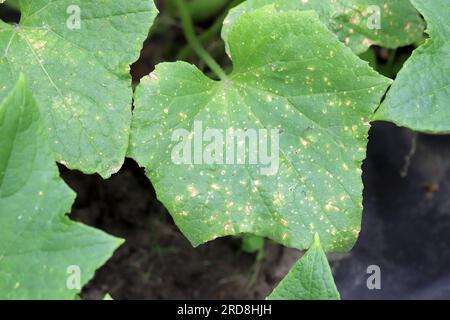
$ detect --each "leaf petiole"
[175,0,228,81]
[176,0,245,61]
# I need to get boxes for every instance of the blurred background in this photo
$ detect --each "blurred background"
[1,0,449,299]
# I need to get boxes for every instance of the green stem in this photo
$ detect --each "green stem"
[177,0,244,61]
[177,17,222,61]
[245,248,264,290]
[175,0,227,81]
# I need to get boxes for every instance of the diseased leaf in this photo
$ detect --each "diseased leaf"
[222,0,424,55]
[374,0,450,133]
[129,7,391,252]
[0,0,158,177]
[0,76,122,299]
[267,234,339,300]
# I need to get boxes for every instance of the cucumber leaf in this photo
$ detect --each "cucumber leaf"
[267,234,339,300]
[374,0,450,133]
[129,7,391,252]
[222,0,424,55]
[0,0,158,177]
[0,76,122,299]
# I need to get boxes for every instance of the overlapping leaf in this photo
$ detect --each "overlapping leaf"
[222,0,424,55]
[0,77,122,299]
[267,234,339,300]
[374,0,450,133]
[0,0,158,177]
[129,7,391,252]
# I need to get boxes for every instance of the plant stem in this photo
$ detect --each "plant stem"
[177,0,244,61]
[245,248,264,290]
[175,0,228,81]
[177,17,222,61]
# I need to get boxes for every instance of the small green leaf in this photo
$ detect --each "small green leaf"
[0,76,122,299]
[129,7,391,252]
[241,234,264,254]
[0,0,158,177]
[103,293,113,300]
[267,234,339,300]
[374,0,450,133]
[222,0,424,55]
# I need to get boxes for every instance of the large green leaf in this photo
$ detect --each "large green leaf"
[0,0,158,177]
[222,0,424,55]
[267,234,339,300]
[0,76,122,299]
[129,7,391,252]
[374,0,450,133]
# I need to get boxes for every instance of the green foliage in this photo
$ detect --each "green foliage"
[0,0,158,177]
[0,0,448,301]
[103,293,113,300]
[267,234,339,300]
[129,6,391,252]
[1,1,19,10]
[374,0,450,133]
[241,234,264,254]
[0,76,122,299]
[222,0,424,55]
